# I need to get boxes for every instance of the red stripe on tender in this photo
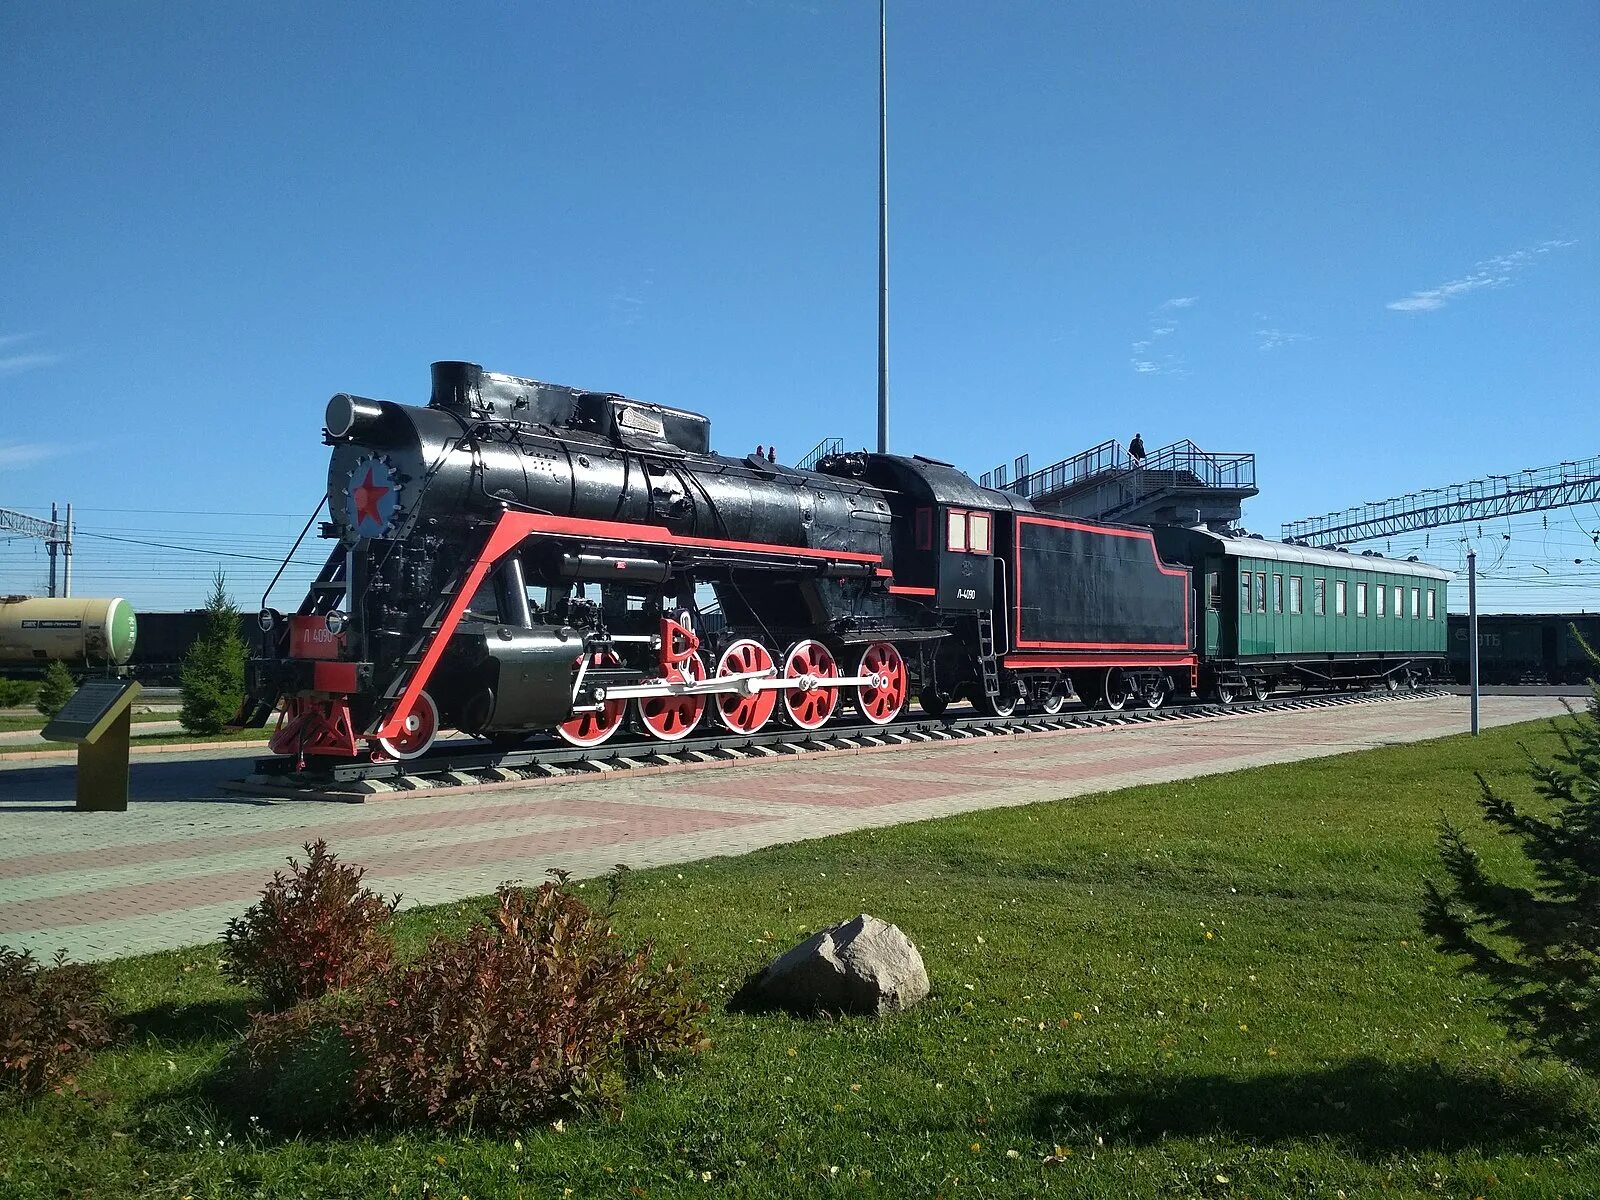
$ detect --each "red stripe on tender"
[1012,514,1192,652]
[888,585,937,596]
[1001,654,1197,669]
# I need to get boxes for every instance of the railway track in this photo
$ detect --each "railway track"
[239,686,1451,800]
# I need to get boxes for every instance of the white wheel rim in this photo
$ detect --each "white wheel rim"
[716,639,777,733]
[636,651,708,742]
[782,640,839,730]
[855,642,907,725]
[376,691,438,760]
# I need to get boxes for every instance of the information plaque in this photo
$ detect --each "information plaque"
[42,679,142,812]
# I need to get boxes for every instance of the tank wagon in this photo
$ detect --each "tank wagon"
[1447,612,1600,684]
[242,362,1199,761]
[1151,529,1450,701]
[0,596,137,671]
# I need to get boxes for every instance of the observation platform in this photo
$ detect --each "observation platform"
[983,438,1257,528]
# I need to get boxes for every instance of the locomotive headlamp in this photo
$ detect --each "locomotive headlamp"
[325,610,347,636]
[324,393,385,440]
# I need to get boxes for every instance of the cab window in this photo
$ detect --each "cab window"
[946,510,968,552]
[967,511,991,554]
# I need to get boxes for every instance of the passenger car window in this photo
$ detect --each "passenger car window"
[1313,577,1326,616]
[1427,589,1437,619]
[1335,580,1347,616]
[1273,573,1283,613]
[1255,572,1266,612]
[1206,572,1221,611]
[1241,575,1252,613]
[1356,582,1367,616]
[1376,584,1385,617]
[1289,576,1302,614]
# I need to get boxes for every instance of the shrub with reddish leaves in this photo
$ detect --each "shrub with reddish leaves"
[0,946,116,1097]
[221,840,399,1010]
[343,874,708,1130]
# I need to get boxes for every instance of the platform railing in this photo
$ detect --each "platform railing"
[796,437,844,470]
[1006,439,1255,500]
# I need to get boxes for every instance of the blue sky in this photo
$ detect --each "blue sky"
[2,2,1596,610]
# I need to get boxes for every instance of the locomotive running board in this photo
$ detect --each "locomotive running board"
[371,509,890,742]
[227,687,1450,802]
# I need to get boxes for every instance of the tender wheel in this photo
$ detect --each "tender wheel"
[977,681,1019,718]
[854,641,908,725]
[557,651,629,748]
[1101,668,1132,712]
[1040,688,1067,715]
[1250,679,1271,702]
[782,640,840,731]
[1211,684,1237,707]
[374,690,439,761]
[715,639,777,734]
[636,650,709,742]
[919,690,950,719]
[1143,678,1168,709]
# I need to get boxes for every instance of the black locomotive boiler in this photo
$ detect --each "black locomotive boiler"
[244,362,1195,761]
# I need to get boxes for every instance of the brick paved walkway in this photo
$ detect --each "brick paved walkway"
[0,694,1569,962]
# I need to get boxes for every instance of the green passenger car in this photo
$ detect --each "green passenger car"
[1152,529,1450,701]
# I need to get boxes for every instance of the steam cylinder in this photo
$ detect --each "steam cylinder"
[0,597,138,667]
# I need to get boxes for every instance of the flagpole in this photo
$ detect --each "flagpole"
[876,0,889,454]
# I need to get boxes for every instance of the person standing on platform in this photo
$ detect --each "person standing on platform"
[1128,433,1146,465]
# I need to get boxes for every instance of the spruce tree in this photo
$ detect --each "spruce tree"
[1422,631,1600,1071]
[35,661,76,718]
[179,569,247,735]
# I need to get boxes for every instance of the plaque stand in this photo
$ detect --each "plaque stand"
[42,680,142,813]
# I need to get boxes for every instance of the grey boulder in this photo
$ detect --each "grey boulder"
[732,914,930,1016]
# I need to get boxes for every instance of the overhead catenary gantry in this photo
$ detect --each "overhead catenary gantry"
[1282,454,1600,547]
[0,503,73,596]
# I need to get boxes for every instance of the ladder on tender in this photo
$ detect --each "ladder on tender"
[976,610,1001,697]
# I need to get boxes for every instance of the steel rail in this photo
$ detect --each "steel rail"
[247,687,1449,793]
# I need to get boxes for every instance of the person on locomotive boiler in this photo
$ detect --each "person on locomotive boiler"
[1128,433,1146,464]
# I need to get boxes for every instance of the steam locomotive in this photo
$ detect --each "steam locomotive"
[243,361,1194,761]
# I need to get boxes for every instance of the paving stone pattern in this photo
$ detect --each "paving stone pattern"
[0,695,1570,962]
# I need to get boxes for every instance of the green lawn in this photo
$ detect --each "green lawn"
[0,727,266,756]
[3,717,1597,1198]
[0,711,177,733]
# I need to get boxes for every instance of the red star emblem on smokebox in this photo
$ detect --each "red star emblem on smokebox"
[353,466,391,531]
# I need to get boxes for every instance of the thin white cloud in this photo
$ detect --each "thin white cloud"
[609,268,656,328]
[1386,238,1575,314]
[1254,318,1309,352]
[0,353,62,376]
[1131,298,1195,375]
[0,441,63,468]
[0,332,62,376]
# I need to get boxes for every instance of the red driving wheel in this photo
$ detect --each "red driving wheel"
[636,650,708,741]
[556,651,628,748]
[715,639,777,734]
[781,639,839,731]
[854,641,908,725]
[373,690,439,761]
